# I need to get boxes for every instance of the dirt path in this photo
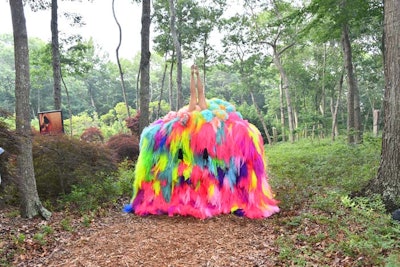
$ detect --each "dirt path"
[4,208,282,267]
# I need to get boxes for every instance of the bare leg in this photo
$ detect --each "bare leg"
[187,65,197,112]
[194,65,207,110]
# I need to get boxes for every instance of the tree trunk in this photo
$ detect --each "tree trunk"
[320,43,326,116]
[51,0,62,110]
[279,77,285,142]
[10,0,51,220]
[169,0,183,110]
[272,127,277,144]
[136,68,140,110]
[169,55,174,111]
[372,109,380,137]
[294,110,298,136]
[87,82,98,114]
[273,46,294,143]
[359,0,400,212]
[157,56,169,118]
[331,72,344,141]
[353,73,362,142]
[112,0,130,118]
[250,91,272,145]
[342,23,362,144]
[61,73,73,136]
[139,0,151,133]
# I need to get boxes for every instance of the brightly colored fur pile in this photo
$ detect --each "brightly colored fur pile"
[124,98,279,219]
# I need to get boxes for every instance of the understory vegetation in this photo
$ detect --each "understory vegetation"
[0,122,138,213]
[1,136,400,265]
[266,137,400,266]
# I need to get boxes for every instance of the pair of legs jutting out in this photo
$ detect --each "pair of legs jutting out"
[187,65,207,112]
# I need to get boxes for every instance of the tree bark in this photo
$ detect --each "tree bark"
[372,109,379,137]
[331,72,343,141]
[139,0,151,133]
[10,0,51,220]
[250,91,272,145]
[61,73,73,136]
[112,0,130,118]
[320,43,326,116]
[136,68,140,110]
[342,22,362,144]
[279,77,285,142]
[273,46,295,143]
[354,74,362,142]
[359,0,400,212]
[169,54,174,111]
[169,0,183,110]
[157,56,168,117]
[51,0,62,110]
[87,82,98,114]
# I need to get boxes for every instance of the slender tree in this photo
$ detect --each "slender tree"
[157,55,169,117]
[331,72,344,141]
[139,0,151,132]
[279,78,285,141]
[153,0,225,109]
[51,0,62,110]
[9,0,51,219]
[301,0,382,143]
[359,0,400,212]
[340,1,362,144]
[169,53,175,110]
[168,0,183,110]
[246,0,297,142]
[341,23,356,144]
[112,0,130,118]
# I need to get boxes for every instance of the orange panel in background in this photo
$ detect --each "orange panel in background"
[38,110,64,135]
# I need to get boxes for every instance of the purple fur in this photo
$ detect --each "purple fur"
[132,190,145,209]
[217,167,225,187]
[237,163,248,184]
[233,208,245,217]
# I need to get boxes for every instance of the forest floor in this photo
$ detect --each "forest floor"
[3,139,398,266]
[1,200,359,267]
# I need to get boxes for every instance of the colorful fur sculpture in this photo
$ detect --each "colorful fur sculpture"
[124,97,279,219]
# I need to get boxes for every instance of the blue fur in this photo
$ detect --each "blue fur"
[227,166,236,190]
[123,204,133,213]
[201,110,214,122]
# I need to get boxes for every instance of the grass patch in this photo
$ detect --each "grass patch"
[266,138,400,266]
[266,138,381,209]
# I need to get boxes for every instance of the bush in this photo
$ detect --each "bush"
[125,112,140,136]
[62,174,122,212]
[0,117,18,206]
[80,126,104,143]
[61,161,135,212]
[32,134,118,204]
[106,133,139,163]
[116,160,135,196]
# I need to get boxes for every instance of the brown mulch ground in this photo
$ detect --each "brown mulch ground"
[1,205,287,267]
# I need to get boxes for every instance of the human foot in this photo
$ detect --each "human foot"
[191,65,199,75]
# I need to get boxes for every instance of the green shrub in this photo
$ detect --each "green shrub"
[32,134,118,205]
[0,118,18,206]
[116,160,136,196]
[61,174,122,212]
[60,162,135,212]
